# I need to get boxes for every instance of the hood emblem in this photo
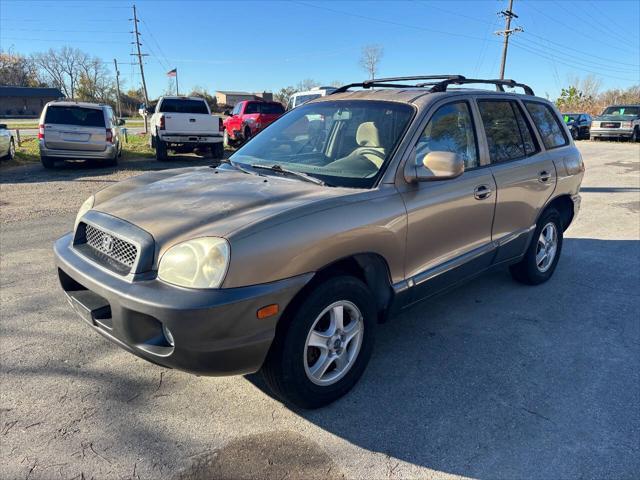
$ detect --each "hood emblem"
[101,234,114,254]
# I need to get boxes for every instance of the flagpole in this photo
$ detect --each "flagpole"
[176,69,179,96]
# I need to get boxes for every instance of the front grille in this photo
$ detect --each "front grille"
[600,122,620,128]
[83,224,138,272]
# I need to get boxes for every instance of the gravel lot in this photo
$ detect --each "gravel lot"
[1,141,639,479]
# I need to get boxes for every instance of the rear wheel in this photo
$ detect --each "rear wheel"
[6,138,15,160]
[244,126,252,143]
[261,276,376,409]
[155,138,168,161]
[210,142,224,160]
[510,208,563,285]
[41,155,55,169]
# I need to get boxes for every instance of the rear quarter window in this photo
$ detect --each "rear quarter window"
[44,106,105,127]
[524,101,569,149]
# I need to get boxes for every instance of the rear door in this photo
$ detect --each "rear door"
[44,106,106,151]
[476,97,558,262]
[400,99,497,301]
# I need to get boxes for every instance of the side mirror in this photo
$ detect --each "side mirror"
[0,124,6,130]
[405,150,465,183]
[223,110,231,116]
[117,118,126,126]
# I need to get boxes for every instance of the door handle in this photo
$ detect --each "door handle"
[538,170,551,183]
[474,184,493,200]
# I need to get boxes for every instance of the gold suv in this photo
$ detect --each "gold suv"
[54,76,584,408]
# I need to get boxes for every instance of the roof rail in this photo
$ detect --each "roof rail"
[331,75,534,96]
[331,75,466,94]
[428,78,534,95]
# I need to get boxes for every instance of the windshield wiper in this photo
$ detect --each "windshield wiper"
[251,164,326,186]
[217,159,264,176]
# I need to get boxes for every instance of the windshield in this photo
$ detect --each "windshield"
[230,100,414,188]
[159,99,209,114]
[601,106,640,116]
[563,114,578,123]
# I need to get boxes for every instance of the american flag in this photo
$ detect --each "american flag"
[167,68,177,77]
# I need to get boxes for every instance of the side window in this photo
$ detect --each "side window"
[415,101,479,169]
[478,100,538,163]
[232,103,242,115]
[244,102,259,114]
[524,101,569,149]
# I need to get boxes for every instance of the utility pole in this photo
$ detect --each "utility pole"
[113,58,122,118]
[495,0,523,80]
[131,4,150,132]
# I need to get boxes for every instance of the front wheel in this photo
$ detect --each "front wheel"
[510,208,563,285]
[261,276,376,409]
[632,127,640,143]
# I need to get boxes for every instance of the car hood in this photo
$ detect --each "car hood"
[92,166,354,250]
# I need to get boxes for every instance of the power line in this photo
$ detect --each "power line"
[2,27,130,34]
[0,36,122,44]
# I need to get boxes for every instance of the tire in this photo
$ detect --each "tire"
[6,138,15,160]
[261,276,377,409]
[570,128,578,140]
[243,126,252,143]
[104,154,118,167]
[632,127,640,143]
[150,135,156,149]
[210,142,224,160]
[155,137,168,161]
[509,208,563,285]
[41,155,55,169]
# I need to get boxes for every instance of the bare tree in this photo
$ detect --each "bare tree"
[359,45,383,80]
[0,49,40,87]
[296,78,320,91]
[31,47,88,98]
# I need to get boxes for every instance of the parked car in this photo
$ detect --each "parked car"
[38,101,124,169]
[222,100,285,147]
[54,75,583,409]
[287,86,337,110]
[590,104,640,141]
[149,96,224,161]
[0,123,15,161]
[562,112,591,140]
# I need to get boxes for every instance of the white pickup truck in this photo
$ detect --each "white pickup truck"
[149,96,224,161]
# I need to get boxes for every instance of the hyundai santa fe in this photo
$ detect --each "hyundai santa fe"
[54,75,584,408]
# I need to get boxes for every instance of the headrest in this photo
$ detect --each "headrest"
[356,122,381,147]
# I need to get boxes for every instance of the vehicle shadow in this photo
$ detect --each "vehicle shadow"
[245,237,640,479]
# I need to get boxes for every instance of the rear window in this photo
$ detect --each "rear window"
[259,103,284,114]
[159,99,209,114]
[45,106,105,127]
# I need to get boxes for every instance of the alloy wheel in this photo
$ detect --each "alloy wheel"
[304,300,364,386]
[536,222,558,273]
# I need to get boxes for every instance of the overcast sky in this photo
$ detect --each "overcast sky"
[1,0,638,99]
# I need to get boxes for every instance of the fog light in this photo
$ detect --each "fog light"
[162,324,175,347]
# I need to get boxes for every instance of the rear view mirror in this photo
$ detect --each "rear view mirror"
[405,150,465,183]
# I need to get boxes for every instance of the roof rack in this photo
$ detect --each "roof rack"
[331,75,465,94]
[331,75,534,96]
[428,77,534,95]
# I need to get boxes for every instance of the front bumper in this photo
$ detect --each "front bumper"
[40,142,117,160]
[54,233,312,376]
[590,128,633,138]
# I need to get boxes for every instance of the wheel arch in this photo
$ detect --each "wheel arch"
[542,194,574,231]
[278,252,395,329]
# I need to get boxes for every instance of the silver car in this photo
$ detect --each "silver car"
[0,123,15,161]
[38,101,124,168]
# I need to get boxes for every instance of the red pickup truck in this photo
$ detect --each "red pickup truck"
[223,100,285,147]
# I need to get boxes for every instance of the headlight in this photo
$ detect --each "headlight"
[75,195,94,231]
[158,237,230,289]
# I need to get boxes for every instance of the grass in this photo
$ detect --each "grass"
[1,133,154,169]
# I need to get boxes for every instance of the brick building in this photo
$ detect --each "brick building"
[0,86,64,117]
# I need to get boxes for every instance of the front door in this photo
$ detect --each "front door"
[399,100,497,302]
